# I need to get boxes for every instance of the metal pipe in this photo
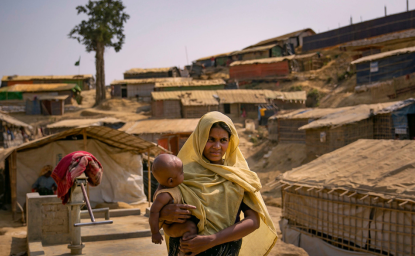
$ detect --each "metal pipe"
[74,220,113,227]
[80,183,95,223]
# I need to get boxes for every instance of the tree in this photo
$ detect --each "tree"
[69,0,129,105]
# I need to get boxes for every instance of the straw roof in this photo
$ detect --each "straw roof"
[0,113,31,128]
[124,67,174,75]
[299,102,402,130]
[0,127,168,162]
[273,107,351,120]
[230,55,295,66]
[196,52,235,62]
[37,95,70,101]
[155,79,225,88]
[279,139,415,201]
[111,77,192,85]
[1,75,93,82]
[46,118,124,129]
[351,46,415,64]
[244,28,315,49]
[120,119,200,134]
[152,89,306,105]
[0,83,78,93]
[232,44,278,55]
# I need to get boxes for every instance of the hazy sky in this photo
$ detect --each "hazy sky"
[0,0,411,84]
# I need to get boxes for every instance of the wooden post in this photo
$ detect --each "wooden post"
[82,129,90,198]
[147,148,152,207]
[9,150,17,219]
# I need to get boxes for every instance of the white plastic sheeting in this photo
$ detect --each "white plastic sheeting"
[17,139,146,207]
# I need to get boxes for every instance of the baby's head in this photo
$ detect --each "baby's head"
[152,154,184,188]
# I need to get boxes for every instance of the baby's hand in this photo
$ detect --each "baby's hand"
[152,232,164,244]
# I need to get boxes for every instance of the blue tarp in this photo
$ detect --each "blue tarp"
[355,52,415,85]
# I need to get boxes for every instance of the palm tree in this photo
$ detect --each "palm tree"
[69,0,129,105]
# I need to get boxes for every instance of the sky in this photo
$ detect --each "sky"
[0,0,411,84]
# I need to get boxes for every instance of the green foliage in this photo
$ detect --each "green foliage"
[68,0,130,52]
[287,85,303,92]
[306,89,322,107]
[326,77,332,84]
[337,70,355,82]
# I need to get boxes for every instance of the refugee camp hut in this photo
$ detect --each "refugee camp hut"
[269,91,307,110]
[0,83,80,107]
[295,53,324,72]
[45,117,125,135]
[0,112,31,148]
[269,107,346,144]
[111,78,192,101]
[151,90,219,118]
[244,29,316,52]
[278,139,415,256]
[300,103,396,156]
[120,119,199,155]
[123,67,180,79]
[1,126,168,218]
[195,52,234,67]
[231,44,284,61]
[1,74,94,90]
[229,56,295,80]
[154,79,225,91]
[351,46,415,86]
[373,98,415,140]
[216,90,268,119]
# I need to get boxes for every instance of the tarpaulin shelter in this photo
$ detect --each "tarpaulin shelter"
[278,139,415,256]
[1,74,94,90]
[123,67,180,79]
[351,46,415,86]
[1,126,169,219]
[45,117,125,135]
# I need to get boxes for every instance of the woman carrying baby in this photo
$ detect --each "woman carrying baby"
[158,111,277,256]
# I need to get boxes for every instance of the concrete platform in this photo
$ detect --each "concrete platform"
[43,237,168,256]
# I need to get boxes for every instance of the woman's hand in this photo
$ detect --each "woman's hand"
[180,234,217,255]
[159,203,196,223]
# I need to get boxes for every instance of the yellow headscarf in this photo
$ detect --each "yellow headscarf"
[177,111,277,256]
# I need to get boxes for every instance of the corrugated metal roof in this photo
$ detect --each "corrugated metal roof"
[152,89,306,105]
[111,77,192,85]
[46,118,124,129]
[196,52,235,61]
[230,55,295,66]
[244,28,315,49]
[351,46,415,64]
[124,67,174,74]
[0,113,31,128]
[120,119,200,134]
[1,74,93,82]
[155,79,225,88]
[279,139,415,200]
[232,44,277,55]
[0,83,78,93]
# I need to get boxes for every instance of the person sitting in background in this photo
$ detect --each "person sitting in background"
[32,165,56,195]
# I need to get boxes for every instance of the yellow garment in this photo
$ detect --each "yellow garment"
[260,108,267,116]
[175,111,277,256]
[154,187,183,229]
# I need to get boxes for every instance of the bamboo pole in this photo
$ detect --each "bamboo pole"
[82,129,90,198]
[9,150,17,220]
[148,148,152,207]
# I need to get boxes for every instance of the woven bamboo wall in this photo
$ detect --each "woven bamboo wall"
[283,187,415,255]
[182,105,219,118]
[151,100,181,118]
[306,119,374,156]
[373,113,394,139]
[371,73,415,100]
[278,119,308,144]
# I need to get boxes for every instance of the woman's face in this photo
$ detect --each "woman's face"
[203,127,229,164]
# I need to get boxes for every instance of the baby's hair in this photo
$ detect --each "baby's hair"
[211,122,232,138]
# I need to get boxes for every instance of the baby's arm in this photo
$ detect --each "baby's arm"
[149,192,173,244]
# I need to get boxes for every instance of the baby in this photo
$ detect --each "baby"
[149,154,197,247]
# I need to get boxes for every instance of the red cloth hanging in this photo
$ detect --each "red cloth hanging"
[51,151,103,204]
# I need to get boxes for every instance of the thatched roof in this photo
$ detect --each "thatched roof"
[155,79,225,88]
[351,46,415,64]
[46,118,124,129]
[244,28,315,49]
[1,75,93,82]
[279,139,415,201]
[196,52,235,61]
[232,44,278,55]
[111,77,192,85]
[124,67,175,75]
[0,113,31,128]
[0,83,79,93]
[120,119,200,134]
[230,56,295,66]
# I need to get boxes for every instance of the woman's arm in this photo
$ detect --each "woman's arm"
[180,208,260,255]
